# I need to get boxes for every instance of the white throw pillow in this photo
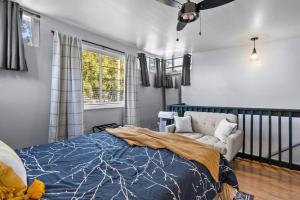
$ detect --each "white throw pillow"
[174,115,193,133]
[214,119,237,142]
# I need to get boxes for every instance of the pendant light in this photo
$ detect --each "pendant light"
[250,37,259,61]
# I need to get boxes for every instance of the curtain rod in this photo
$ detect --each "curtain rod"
[165,56,183,61]
[165,54,192,61]
[146,56,160,60]
[2,0,41,18]
[51,30,125,54]
[20,7,41,18]
[145,56,182,61]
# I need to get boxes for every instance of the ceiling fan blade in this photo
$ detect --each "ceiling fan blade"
[177,21,187,31]
[155,0,182,8]
[197,0,235,11]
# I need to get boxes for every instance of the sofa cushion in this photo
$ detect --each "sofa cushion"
[184,111,237,136]
[175,133,204,140]
[174,133,227,155]
[196,136,227,155]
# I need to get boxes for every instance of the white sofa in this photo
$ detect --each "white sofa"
[165,111,243,161]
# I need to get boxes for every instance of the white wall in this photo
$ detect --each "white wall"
[0,15,162,149]
[182,37,300,160]
[166,88,179,106]
[183,37,300,109]
[138,73,163,129]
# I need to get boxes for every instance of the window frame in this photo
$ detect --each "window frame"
[165,56,192,74]
[147,57,156,73]
[82,44,125,110]
[165,56,183,74]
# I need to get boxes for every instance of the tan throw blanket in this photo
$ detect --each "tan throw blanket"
[106,125,220,182]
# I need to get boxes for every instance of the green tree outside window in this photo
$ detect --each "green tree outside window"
[82,49,124,104]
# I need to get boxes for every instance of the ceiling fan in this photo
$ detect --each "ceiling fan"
[155,0,235,36]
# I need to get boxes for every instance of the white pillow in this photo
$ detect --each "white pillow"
[174,115,193,133]
[214,119,237,142]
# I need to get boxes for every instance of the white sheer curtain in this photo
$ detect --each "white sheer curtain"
[48,31,83,142]
[123,54,140,126]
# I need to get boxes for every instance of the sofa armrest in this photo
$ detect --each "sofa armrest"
[225,130,243,161]
[165,124,176,133]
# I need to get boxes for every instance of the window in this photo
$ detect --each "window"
[82,45,125,107]
[165,56,192,74]
[21,11,40,47]
[166,59,173,69]
[173,57,183,67]
[147,57,156,72]
[166,57,184,74]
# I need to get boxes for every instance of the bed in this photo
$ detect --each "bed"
[16,131,238,200]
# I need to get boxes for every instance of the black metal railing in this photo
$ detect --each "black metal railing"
[167,104,300,171]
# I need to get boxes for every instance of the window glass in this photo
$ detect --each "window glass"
[166,57,183,72]
[173,57,183,67]
[82,47,125,105]
[166,59,172,68]
[165,56,192,74]
[22,12,40,47]
[147,57,156,72]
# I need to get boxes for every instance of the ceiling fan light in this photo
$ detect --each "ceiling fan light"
[188,13,195,20]
[250,37,259,61]
[180,12,197,21]
[251,48,258,60]
[182,13,189,20]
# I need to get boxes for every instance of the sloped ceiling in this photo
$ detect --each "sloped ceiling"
[16,0,300,57]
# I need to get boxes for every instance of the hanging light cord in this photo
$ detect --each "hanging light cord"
[199,11,202,36]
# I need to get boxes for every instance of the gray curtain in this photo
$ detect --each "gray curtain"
[123,54,140,126]
[181,54,191,86]
[174,75,180,89]
[48,31,83,142]
[137,53,150,87]
[161,59,166,87]
[154,58,166,88]
[165,76,173,89]
[154,58,161,88]
[0,0,27,71]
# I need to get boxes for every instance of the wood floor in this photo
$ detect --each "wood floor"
[232,157,300,200]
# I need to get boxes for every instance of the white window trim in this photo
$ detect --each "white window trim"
[82,44,125,108]
[84,102,124,111]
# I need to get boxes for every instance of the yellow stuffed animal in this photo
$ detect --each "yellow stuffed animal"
[26,179,45,200]
[0,141,45,200]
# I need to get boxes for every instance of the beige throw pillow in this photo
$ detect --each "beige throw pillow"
[174,115,193,133]
[214,119,237,142]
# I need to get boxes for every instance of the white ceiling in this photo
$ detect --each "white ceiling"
[16,0,300,57]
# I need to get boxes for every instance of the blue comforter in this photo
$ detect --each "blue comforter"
[16,131,238,200]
